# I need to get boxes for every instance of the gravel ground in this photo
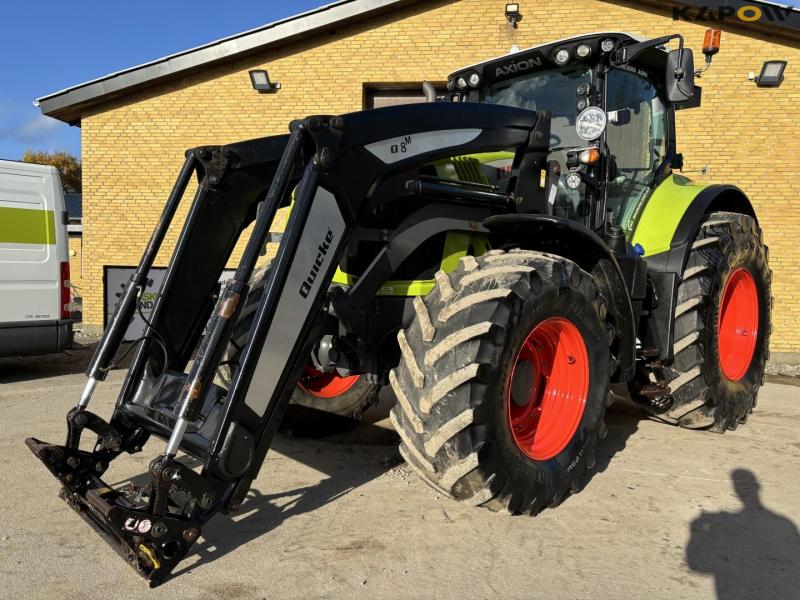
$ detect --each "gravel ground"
[766,362,800,377]
[1,346,799,600]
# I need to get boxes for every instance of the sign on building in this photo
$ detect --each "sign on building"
[104,266,235,341]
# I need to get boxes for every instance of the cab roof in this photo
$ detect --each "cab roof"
[447,31,668,89]
[449,32,645,76]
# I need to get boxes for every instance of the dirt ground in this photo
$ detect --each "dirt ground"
[1,346,798,600]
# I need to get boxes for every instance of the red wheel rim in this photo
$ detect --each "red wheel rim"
[505,317,589,461]
[718,268,759,381]
[298,366,360,398]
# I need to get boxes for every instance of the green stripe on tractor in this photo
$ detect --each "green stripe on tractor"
[431,151,514,183]
[0,206,56,245]
[330,152,503,296]
[331,231,490,296]
[631,174,710,256]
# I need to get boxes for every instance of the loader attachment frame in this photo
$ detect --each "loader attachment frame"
[26,102,549,585]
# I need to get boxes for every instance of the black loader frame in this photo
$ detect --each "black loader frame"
[26,102,551,585]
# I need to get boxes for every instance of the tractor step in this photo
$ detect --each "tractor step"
[637,347,661,359]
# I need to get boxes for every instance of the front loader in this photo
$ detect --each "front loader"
[27,30,771,585]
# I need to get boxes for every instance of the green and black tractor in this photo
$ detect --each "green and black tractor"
[28,29,771,584]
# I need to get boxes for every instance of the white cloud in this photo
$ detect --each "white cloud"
[1,113,63,144]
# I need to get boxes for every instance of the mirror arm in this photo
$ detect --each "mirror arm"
[674,35,687,82]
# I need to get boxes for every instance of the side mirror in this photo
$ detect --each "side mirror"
[666,48,695,103]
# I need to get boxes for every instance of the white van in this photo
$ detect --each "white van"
[0,159,73,357]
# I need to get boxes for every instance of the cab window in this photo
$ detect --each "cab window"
[482,64,594,222]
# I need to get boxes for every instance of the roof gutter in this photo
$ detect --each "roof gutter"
[36,0,414,125]
[36,0,798,125]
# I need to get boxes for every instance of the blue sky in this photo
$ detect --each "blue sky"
[0,0,325,159]
[2,0,799,160]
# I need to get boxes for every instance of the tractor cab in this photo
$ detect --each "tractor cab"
[446,32,709,237]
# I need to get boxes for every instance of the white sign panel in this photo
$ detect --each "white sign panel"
[104,266,235,342]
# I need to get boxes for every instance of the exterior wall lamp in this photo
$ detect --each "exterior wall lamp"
[249,69,281,93]
[505,3,522,28]
[754,60,787,87]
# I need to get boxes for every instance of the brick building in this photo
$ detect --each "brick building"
[36,0,800,360]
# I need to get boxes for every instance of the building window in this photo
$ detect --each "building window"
[363,83,446,109]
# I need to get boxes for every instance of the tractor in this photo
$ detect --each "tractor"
[27,30,771,585]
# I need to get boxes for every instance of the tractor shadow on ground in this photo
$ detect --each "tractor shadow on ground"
[572,389,644,498]
[595,401,642,470]
[173,389,642,577]
[172,406,399,579]
[0,340,140,384]
[122,389,642,581]
[685,469,800,600]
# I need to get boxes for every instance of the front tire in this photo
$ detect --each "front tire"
[659,211,771,431]
[390,249,612,515]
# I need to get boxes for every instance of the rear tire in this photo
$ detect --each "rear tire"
[390,249,612,515]
[224,264,379,419]
[659,211,771,432]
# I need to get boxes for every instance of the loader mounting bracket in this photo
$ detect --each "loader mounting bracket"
[26,436,215,586]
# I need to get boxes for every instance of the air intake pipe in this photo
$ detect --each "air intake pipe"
[422,81,437,102]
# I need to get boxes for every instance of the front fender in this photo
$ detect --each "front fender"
[484,214,637,382]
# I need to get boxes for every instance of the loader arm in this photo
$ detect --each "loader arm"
[26,101,550,585]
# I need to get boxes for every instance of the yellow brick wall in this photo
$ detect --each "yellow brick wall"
[67,235,84,299]
[80,0,800,352]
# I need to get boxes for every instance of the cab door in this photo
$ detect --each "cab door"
[604,68,669,238]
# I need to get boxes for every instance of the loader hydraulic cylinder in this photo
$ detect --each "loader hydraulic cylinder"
[80,153,198,406]
[164,124,305,457]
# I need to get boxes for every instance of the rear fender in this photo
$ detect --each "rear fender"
[632,175,756,260]
[635,177,757,362]
[484,214,636,382]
